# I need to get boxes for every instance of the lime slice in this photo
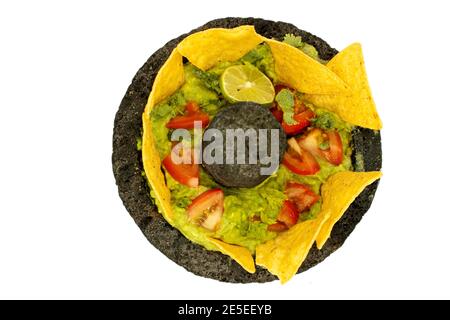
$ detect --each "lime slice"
[220,65,275,104]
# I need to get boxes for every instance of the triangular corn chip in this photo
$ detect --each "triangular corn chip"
[316,171,382,249]
[143,48,185,222]
[255,209,330,284]
[145,48,185,113]
[142,112,174,222]
[177,26,264,71]
[265,38,349,94]
[209,238,256,273]
[305,43,382,130]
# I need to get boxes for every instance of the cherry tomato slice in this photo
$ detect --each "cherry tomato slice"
[276,200,299,227]
[322,130,343,165]
[185,101,200,114]
[285,182,320,213]
[282,138,320,175]
[162,144,199,187]
[298,128,343,165]
[187,189,224,231]
[166,113,210,129]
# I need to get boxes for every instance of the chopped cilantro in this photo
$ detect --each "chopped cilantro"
[275,89,296,125]
[151,91,185,120]
[312,112,337,129]
[192,68,221,94]
[240,43,277,80]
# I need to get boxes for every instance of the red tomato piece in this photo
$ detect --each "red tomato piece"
[166,101,210,129]
[276,200,299,227]
[272,85,316,135]
[187,189,224,231]
[270,107,283,123]
[166,113,210,129]
[185,101,200,114]
[322,130,343,165]
[285,182,320,213]
[162,144,199,187]
[298,128,343,165]
[282,138,320,175]
[267,222,289,232]
[281,109,315,135]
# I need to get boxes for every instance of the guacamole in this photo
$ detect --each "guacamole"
[149,41,353,254]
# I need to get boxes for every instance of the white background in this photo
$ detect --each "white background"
[1,0,449,300]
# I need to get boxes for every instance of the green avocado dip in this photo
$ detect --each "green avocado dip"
[148,38,353,254]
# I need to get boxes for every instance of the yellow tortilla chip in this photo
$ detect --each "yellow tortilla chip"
[305,43,382,130]
[265,38,348,94]
[142,48,185,223]
[209,238,256,273]
[177,26,264,71]
[316,171,382,249]
[256,171,382,283]
[255,209,330,284]
[142,112,174,223]
[145,48,184,113]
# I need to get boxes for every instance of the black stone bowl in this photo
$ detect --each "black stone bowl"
[112,17,382,283]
